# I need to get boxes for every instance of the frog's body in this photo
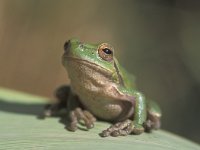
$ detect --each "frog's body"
[65,56,135,121]
[45,39,162,137]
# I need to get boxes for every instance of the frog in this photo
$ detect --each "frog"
[44,38,162,137]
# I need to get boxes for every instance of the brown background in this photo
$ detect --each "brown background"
[0,0,200,143]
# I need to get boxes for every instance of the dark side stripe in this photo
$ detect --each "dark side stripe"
[114,61,125,86]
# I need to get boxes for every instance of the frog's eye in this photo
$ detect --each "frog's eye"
[98,43,114,61]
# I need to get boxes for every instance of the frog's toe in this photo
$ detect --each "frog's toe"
[111,126,132,137]
[66,108,95,132]
[143,120,153,132]
[44,109,52,117]
[74,108,95,130]
[143,118,161,132]
[132,125,144,135]
[66,122,77,132]
[100,119,133,137]
[66,111,78,131]
[43,104,61,117]
[83,110,96,124]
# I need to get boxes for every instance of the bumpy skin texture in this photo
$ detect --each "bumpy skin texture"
[44,39,162,137]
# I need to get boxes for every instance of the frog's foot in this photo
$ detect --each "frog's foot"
[66,108,96,132]
[43,103,64,117]
[143,118,161,132]
[100,120,144,137]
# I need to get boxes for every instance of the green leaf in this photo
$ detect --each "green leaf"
[0,87,199,150]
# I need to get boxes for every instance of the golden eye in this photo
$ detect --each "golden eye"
[98,43,114,61]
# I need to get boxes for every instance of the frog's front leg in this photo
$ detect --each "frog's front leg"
[43,85,70,117]
[100,92,147,137]
[66,92,96,131]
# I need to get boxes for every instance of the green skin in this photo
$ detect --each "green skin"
[44,38,162,137]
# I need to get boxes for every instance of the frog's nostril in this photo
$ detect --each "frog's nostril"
[64,40,70,52]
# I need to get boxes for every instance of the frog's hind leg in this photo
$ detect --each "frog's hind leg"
[144,100,162,132]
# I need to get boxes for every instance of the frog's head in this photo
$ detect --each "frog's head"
[62,38,117,74]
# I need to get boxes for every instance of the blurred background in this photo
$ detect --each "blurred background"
[0,0,199,143]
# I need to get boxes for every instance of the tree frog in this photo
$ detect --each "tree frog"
[44,38,162,137]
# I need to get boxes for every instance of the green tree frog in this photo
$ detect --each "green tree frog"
[44,38,162,137]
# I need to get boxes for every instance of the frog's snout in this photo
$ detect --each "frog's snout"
[64,40,70,53]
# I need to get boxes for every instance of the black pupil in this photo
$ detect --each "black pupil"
[102,48,112,55]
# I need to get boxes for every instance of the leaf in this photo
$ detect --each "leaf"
[0,87,199,150]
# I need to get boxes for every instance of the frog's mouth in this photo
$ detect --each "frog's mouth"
[62,55,113,75]
[63,55,105,69]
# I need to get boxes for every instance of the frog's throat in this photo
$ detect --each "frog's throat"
[63,56,113,73]
[63,56,126,87]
